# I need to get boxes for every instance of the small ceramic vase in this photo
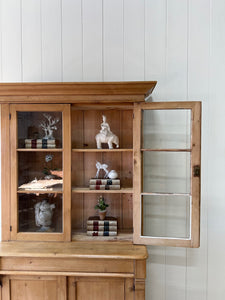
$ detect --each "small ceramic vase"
[99,210,107,220]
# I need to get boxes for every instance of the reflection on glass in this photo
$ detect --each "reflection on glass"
[18,112,62,148]
[19,194,63,233]
[143,152,191,194]
[142,109,191,149]
[142,195,190,238]
[18,152,63,190]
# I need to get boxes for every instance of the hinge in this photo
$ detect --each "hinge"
[132,283,135,291]
[0,280,2,287]
[9,113,11,120]
[133,113,134,119]
[193,165,200,177]
[10,225,12,232]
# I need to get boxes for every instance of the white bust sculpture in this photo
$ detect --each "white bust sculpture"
[95,115,119,149]
[35,200,55,232]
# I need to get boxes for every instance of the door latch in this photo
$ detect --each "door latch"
[193,165,200,177]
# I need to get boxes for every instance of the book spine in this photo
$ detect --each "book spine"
[87,225,117,231]
[89,185,120,190]
[89,179,120,185]
[25,139,56,145]
[87,220,117,226]
[25,144,56,149]
[87,231,117,236]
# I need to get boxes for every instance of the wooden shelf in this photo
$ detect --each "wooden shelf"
[72,148,133,153]
[72,187,133,194]
[18,188,63,194]
[72,230,133,242]
[17,148,63,152]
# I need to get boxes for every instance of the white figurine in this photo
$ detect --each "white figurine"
[35,200,55,232]
[39,113,59,140]
[95,161,118,179]
[95,161,109,178]
[95,115,119,149]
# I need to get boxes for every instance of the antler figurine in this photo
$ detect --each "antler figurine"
[39,114,59,140]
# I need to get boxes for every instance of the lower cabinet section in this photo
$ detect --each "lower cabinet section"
[0,242,148,300]
[1,276,67,300]
[0,276,139,300]
[68,277,133,300]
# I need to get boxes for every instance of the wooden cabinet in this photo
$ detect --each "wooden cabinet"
[1,275,66,300]
[68,277,132,300]
[0,81,201,299]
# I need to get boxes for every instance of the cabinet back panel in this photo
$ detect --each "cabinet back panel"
[72,152,133,187]
[71,108,133,149]
[72,193,133,231]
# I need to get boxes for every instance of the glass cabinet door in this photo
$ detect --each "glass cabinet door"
[133,102,201,247]
[10,104,71,241]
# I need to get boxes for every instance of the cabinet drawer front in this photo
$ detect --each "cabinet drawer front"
[0,257,134,274]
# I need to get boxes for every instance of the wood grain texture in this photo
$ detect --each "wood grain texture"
[4,275,66,300]
[62,104,71,241]
[0,241,147,259]
[0,81,157,98]
[71,277,125,300]
[1,105,11,241]
[191,102,201,247]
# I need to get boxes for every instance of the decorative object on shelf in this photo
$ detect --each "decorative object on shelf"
[90,185,120,190]
[25,139,56,149]
[89,179,120,185]
[92,162,120,190]
[87,216,117,236]
[43,155,62,180]
[94,196,109,220]
[107,170,118,179]
[45,154,54,163]
[50,170,63,178]
[18,178,63,190]
[35,200,55,232]
[95,161,109,178]
[95,161,118,179]
[39,113,59,140]
[95,115,119,149]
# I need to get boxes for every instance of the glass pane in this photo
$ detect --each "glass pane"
[142,195,190,238]
[18,152,63,190]
[18,112,62,148]
[142,109,191,149]
[18,193,62,232]
[143,152,191,194]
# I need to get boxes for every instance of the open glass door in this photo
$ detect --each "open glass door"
[133,102,201,247]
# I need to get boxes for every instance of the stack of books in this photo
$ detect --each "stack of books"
[25,139,56,149]
[89,179,120,190]
[87,216,117,236]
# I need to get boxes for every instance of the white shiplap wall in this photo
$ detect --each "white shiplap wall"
[0,0,225,299]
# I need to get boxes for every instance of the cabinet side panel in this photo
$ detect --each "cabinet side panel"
[2,276,10,300]
[1,104,11,241]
